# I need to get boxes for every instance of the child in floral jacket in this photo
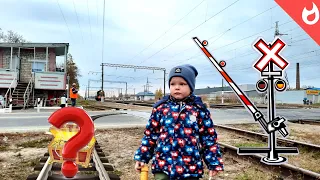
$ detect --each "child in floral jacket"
[134,64,224,180]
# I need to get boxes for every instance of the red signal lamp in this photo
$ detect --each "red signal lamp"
[256,79,268,92]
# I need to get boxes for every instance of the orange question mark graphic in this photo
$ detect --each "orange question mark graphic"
[48,107,94,178]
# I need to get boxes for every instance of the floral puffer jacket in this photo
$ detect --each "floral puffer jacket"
[134,95,224,179]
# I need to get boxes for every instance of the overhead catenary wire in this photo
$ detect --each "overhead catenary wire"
[108,0,207,76]
[56,0,74,42]
[137,0,241,65]
[115,3,283,87]
[122,0,206,65]
[133,19,298,88]
[72,0,84,43]
[161,5,279,63]
[172,20,294,65]
[87,0,93,41]
[197,53,320,78]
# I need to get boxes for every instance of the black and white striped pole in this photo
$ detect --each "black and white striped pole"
[37,98,41,113]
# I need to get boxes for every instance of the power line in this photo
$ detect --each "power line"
[210,5,279,41]
[138,20,295,81]
[198,51,320,77]
[174,20,293,65]
[136,19,290,83]
[137,0,240,65]
[96,0,99,27]
[161,5,279,64]
[122,0,206,65]
[87,0,93,41]
[72,0,84,43]
[56,0,74,41]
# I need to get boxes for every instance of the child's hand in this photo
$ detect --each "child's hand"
[135,161,145,172]
[209,170,218,177]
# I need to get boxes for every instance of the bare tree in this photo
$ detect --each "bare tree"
[0,28,4,41]
[0,29,27,43]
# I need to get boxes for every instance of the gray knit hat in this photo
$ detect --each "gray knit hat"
[168,64,198,92]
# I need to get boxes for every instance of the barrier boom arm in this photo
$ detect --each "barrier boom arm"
[192,37,270,133]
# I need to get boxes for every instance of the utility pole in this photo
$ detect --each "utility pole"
[146,77,153,92]
[221,78,224,104]
[274,21,290,89]
[87,79,90,100]
[101,64,104,102]
[100,63,166,94]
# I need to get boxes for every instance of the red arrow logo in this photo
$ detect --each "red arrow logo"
[275,0,320,46]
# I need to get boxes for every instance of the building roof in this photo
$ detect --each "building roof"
[0,43,69,56]
[306,87,320,90]
[136,91,155,96]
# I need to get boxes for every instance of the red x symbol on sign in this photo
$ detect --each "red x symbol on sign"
[253,38,289,72]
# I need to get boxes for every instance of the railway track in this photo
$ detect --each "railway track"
[219,142,320,180]
[289,119,320,126]
[216,124,320,152]
[104,100,302,109]
[26,114,121,180]
[215,124,320,179]
[103,101,320,179]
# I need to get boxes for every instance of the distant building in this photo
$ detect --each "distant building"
[275,88,320,104]
[136,91,155,101]
[194,84,266,104]
[0,43,69,108]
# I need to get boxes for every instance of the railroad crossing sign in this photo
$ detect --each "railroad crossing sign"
[193,36,298,165]
[245,37,298,165]
[253,37,289,72]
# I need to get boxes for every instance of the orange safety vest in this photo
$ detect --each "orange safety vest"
[70,88,78,99]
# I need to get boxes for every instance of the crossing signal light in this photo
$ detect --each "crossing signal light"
[219,60,226,67]
[275,79,286,91]
[256,79,268,92]
[202,40,208,46]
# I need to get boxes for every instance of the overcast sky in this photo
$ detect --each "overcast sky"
[1,0,319,96]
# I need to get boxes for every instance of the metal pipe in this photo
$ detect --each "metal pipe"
[267,61,277,160]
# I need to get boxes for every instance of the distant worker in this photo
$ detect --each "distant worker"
[70,83,78,107]
[60,92,67,108]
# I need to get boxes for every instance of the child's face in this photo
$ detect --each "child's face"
[170,77,191,100]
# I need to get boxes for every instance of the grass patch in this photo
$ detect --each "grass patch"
[287,146,320,173]
[234,142,266,148]
[17,138,51,148]
[0,145,9,152]
[113,170,123,176]
[235,168,272,180]
[20,158,40,167]
[78,100,95,106]
[312,151,320,159]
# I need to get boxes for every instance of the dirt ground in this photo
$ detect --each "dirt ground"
[95,128,283,180]
[0,127,300,180]
[225,122,320,145]
[0,132,51,180]
[1,104,319,180]
[216,126,320,173]
[81,101,153,112]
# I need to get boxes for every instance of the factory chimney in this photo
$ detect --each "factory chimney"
[296,63,300,90]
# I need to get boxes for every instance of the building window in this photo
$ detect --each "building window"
[32,62,45,72]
